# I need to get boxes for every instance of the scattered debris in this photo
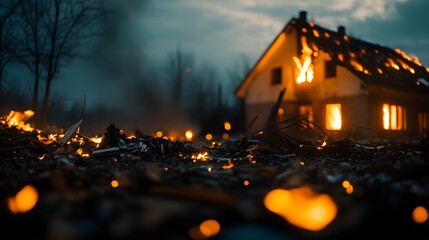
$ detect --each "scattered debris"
[1,115,429,240]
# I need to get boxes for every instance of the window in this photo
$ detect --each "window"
[299,105,314,128]
[418,112,429,137]
[326,104,342,130]
[325,60,336,78]
[382,104,406,130]
[271,67,282,85]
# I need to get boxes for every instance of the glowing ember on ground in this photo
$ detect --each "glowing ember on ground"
[264,185,337,231]
[111,180,119,188]
[2,110,35,132]
[191,152,209,161]
[412,206,428,224]
[185,130,193,141]
[8,185,38,214]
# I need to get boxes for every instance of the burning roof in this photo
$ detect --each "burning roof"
[236,11,429,97]
[292,17,429,94]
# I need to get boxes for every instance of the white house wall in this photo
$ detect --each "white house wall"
[246,28,299,105]
[311,51,367,100]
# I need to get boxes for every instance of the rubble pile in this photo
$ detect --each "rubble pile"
[1,117,429,240]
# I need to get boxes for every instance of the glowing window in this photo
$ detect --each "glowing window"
[418,112,429,137]
[299,105,313,128]
[326,104,342,130]
[383,104,406,130]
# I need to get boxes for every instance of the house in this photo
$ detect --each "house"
[235,11,429,141]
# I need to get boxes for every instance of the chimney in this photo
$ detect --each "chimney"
[299,11,307,23]
[337,25,346,35]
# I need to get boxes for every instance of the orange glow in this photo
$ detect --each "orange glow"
[312,29,319,37]
[324,32,330,38]
[8,185,38,214]
[185,130,193,141]
[377,68,383,74]
[2,110,35,132]
[387,58,400,70]
[383,104,390,129]
[343,35,349,42]
[299,161,305,166]
[257,33,285,71]
[111,180,119,188]
[293,37,314,84]
[338,53,344,62]
[383,104,406,130]
[342,180,350,188]
[155,131,163,138]
[205,133,213,141]
[350,59,363,72]
[191,152,209,161]
[412,206,428,224]
[76,148,84,155]
[222,133,229,140]
[243,180,250,186]
[300,105,314,129]
[342,180,353,194]
[199,219,221,238]
[264,185,337,231]
[395,48,423,66]
[222,161,234,169]
[326,104,341,130]
[278,107,284,115]
[90,135,103,148]
[224,121,231,131]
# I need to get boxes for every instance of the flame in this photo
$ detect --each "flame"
[326,104,342,130]
[387,58,400,70]
[90,135,103,148]
[8,185,38,214]
[395,48,423,66]
[191,152,209,161]
[383,104,390,129]
[383,104,405,130]
[2,110,35,131]
[350,59,363,72]
[221,161,234,169]
[294,36,314,84]
[264,185,337,231]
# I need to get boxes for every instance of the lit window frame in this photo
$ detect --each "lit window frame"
[326,103,342,130]
[382,104,406,130]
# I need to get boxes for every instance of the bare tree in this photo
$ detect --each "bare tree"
[0,0,23,93]
[227,53,251,91]
[167,46,194,106]
[16,0,104,127]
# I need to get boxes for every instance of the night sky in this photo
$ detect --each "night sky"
[4,0,429,135]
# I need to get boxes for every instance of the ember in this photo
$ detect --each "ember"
[2,109,429,240]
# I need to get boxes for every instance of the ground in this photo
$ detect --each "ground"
[1,123,429,240]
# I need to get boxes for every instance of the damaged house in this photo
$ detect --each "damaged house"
[235,11,429,141]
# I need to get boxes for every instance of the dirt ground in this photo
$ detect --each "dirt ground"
[1,123,429,240]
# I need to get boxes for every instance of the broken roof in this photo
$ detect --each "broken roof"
[235,11,429,97]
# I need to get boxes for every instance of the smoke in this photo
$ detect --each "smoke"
[60,0,198,136]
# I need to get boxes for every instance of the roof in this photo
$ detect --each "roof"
[235,12,429,98]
